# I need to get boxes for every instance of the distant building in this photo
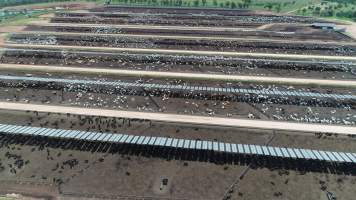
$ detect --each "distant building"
[311,23,336,30]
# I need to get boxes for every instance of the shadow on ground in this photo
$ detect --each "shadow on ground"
[0,133,355,176]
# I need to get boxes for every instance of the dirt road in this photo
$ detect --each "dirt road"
[0,102,355,135]
[4,43,356,62]
[13,31,356,45]
[0,63,355,88]
[29,22,255,31]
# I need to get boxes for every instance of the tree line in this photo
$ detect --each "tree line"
[298,1,356,21]
[113,0,252,9]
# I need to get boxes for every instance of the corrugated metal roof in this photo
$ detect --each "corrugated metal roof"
[312,23,336,28]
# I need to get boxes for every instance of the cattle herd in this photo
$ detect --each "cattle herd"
[0,5,355,200]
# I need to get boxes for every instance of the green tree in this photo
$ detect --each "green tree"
[313,6,321,15]
[302,8,307,15]
[275,3,281,13]
[321,9,334,17]
[225,1,230,8]
[242,0,251,8]
[193,0,199,7]
[264,3,273,10]
[231,2,236,9]
[213,0,217,7]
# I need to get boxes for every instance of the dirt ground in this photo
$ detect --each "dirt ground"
[0,26,25,34]
[8,32,356,56]
[0,34,5,45]
[1,49,356,80]
[0,111,355,199]
[0,85,354,126]
[340,22,356,40]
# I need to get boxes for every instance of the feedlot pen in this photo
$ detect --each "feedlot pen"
[0,5,356,200]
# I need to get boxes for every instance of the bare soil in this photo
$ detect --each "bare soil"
[0,74,354,126]
[1,48,355,80]
[26,23,352,42]
[0,111,355,199]
[49,7,327,28]
[7,33,356,56]
[339,22,356,40]
[0,26,25,34]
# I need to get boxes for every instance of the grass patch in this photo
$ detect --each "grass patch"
[0,0,355,22]
[0,0,106,10]
[0,0,80,9]
[109,0,318,12]
[293,1,356,22]
[0,10,50,26]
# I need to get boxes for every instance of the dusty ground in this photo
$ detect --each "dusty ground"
[0,26,25,34]
[342,22,356,40]
[2,54,356,80]
[1,101,356,135]
[0,85,354,126]
[1,63,356,87]
[0,111,355,199]
[4,43,356,62]
[0,34,5,45]
[26,22,350,42]
[8,32,356,56]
